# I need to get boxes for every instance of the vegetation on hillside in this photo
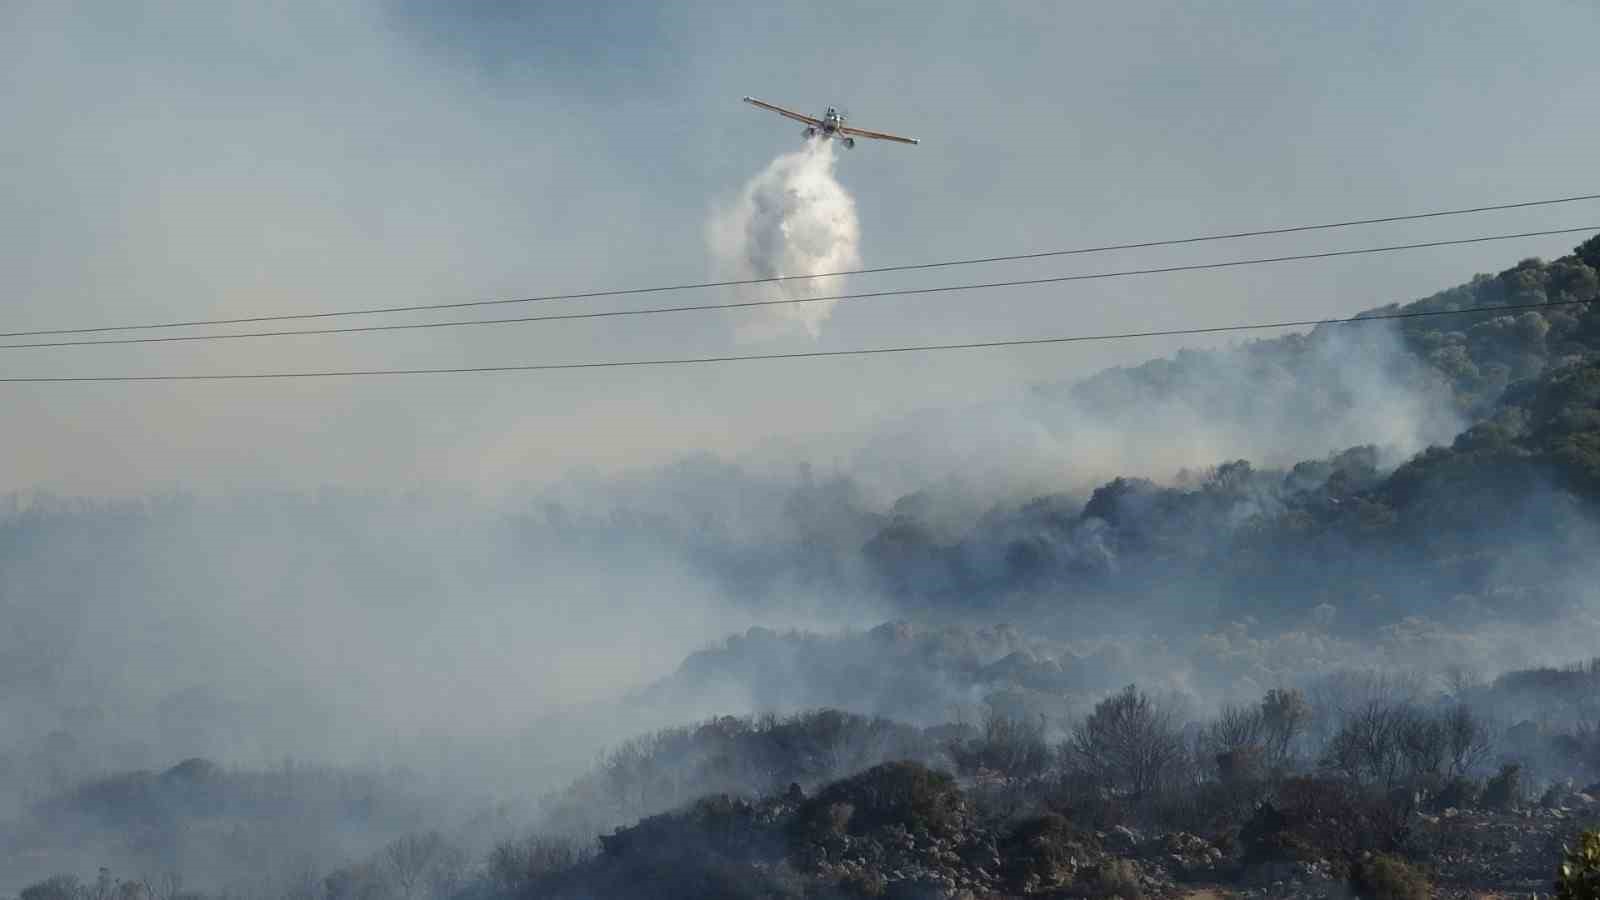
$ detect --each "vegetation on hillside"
[8,238,1600,899]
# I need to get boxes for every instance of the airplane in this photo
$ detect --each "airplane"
[742,97,919,148]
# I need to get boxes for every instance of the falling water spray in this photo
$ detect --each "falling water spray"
[709,139,862,340]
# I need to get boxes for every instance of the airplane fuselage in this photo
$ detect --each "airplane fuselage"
[804,107,852,146]
[742,96,915,148]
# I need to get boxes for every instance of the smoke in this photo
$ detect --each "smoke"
[795,319,1465,519]
[708,139,861,340]
[0,488,832,892]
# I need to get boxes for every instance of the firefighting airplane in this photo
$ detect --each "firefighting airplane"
[742,97,919,148]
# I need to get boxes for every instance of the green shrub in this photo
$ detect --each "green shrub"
[1351,853,1430,900]
[1556,830,1600,900]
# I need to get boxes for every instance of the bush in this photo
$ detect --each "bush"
[1484,763,1524,810]
[838,869,887,897]
[1442,705,1491,777]
[602,794,782,864]
[1431,776,1481,810]
[1079,859,1143,899]
[583,796,795,900]
[20,872,144,900]
[322,863,389,900]
[1576,234,1600,271]
[1321,701,1447,788]
[1215,746,1266,784]
[1557,830,1600,900]
[1241,777,1412,868]
[1066,685,1188,805]
[999,814,1102,894]
[548,709,939,834]
[1260,688,1310,767]
[1043,769,1128,830]
[1351,853,1431,900]
[488,834,590,893]
[1149,777,1266,837]
[1544,781,1578,809]
[949,708,1050,782]
[20,877,82,900]
[793,761,967,841]
[383,831,466,900]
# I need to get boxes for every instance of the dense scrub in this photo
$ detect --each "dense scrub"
[14,675,1600,899]
[539,710,945,839]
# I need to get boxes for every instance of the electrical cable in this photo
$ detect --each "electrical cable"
[2,225,1594,351]
[4,193,1599,339]
[0,297,1587,383]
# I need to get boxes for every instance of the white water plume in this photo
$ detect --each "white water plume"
[709,139,861,340]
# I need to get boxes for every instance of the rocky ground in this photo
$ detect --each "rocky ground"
[531,764,1600,899]
[1106,800,1598,900]
[1419,800,1597,899]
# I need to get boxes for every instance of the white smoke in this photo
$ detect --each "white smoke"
[709,139,861,340]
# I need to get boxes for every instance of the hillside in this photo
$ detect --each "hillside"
[6,236,1600,900]
[502,760,1599,900]
[487,235,1600,632]
[856,237,1600,624]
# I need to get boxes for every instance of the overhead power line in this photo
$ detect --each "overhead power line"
[4,225,1596,351]
[4,192,1599,340]
[0,298,1588,383]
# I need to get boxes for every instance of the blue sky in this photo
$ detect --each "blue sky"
[3,0,1598,493]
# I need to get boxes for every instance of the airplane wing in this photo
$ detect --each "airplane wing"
[742,96,821,127]
[838,124,919,145]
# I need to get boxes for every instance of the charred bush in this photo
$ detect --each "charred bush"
[488,834,592,894]
[998,813,1103,894]
[1149,776,1266,839]
[1351,853,1431,900]
[19,876,84,900]
[1431,776,1482,811]
[1483,762,1524,811]
[1240,777,1412,871]
[1066,686,1188,806]
[1041,769,1129,830]
[602,794,783,864]
[1077,858,1144,899]
[792,761,967,842]
[561,794,803,900]
[947,708,1050,783]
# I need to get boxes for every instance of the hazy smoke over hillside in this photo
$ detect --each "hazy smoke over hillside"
[821,321,1466,514]
[708,139,860,339]
[5,160,1599,892]
[9,2,1600,895]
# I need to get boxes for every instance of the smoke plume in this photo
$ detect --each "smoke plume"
[709,139,861,340]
